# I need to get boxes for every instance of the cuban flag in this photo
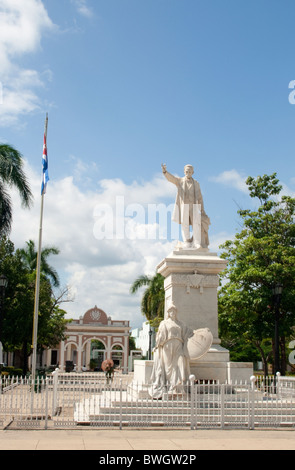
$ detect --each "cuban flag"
[41,133,49,195]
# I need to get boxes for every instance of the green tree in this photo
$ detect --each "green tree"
[0,238,68,374]
[3,271,51,374]
[130,273,164,328]
[129,334,136,351]
[0,144,33,236]
[219,173,295,375]
[18,239,60,288]
[0,238,25,355]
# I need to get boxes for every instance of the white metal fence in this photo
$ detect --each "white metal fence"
[1,371,295,430]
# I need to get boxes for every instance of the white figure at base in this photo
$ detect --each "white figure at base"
[149,303,193,399]
[161,163,210,249]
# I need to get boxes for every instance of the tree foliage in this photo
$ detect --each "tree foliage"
[0,237,69,373]
[218,173,295,374]
[130,273,165,328]
[18,239,60,287]
[0,144,33,236]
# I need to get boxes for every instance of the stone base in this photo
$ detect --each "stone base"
[190,344,230,382]
[132,355,253,389]
[130,247,253,392]
[157,248,227,345]
[128,360,154,398]
[132,359,154,384]
[226,361,254,383]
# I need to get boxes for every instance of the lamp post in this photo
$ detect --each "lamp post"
[0,274,8,366]
[148,326,153,360]
[272,283,283,377]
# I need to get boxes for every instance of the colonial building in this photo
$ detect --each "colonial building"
[35,305,131,373]
[131,321,155,358]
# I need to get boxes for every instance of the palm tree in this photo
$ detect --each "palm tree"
[0,144,33,236]
[130,273,165,327]
[18,239,60,288]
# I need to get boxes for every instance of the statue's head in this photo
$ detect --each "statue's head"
[184,164,194,178]
[167,302,177,319]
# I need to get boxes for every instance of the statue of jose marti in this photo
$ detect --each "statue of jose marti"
[161,163,210,249]
[147,165,214,398]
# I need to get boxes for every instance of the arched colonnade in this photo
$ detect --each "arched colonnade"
[45,306,130,373]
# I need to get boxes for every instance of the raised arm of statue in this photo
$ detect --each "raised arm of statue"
[161,163,179,186]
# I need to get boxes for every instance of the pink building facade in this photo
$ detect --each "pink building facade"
[42,306,131,373]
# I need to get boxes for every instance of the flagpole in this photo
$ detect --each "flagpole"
[31,113,48,385]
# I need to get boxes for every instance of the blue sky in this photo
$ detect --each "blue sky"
[0,0,295,328]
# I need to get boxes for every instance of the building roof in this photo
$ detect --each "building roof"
[68,305,130,329]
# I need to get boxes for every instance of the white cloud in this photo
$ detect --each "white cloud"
[0,0,53,57]
[72,0,93,18]
[68,155,99,186]
[0,0,55,125]
[211,170,295,201]
[281,182,295,199]
[210,169,248,193]
[12,160,283,328]
[9,162,175,328]
[209,231,234,253]
[10,160,243,328]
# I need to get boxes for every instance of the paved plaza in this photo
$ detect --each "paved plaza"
[0,428,294,450]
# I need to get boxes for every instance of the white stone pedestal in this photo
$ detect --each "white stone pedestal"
[128,360,154,398]
[155,247,253,383]
[157,247,225,340]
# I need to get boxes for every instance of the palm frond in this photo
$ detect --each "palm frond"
[129,275,151,294]
[0,144,33,208]
[0,183,12,236]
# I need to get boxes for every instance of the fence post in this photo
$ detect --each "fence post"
[52,367,59,416]
[119,379,123,430]
[250,375,256,430]
[220,384,225,429]
[45,376,49,429]
[189,375,195,430]
[276,371,281,399]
